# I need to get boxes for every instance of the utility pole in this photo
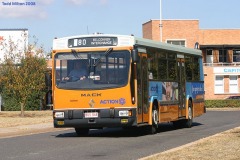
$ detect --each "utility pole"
[160,0,163,42]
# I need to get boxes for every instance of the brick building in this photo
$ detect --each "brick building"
[143,19,240,99]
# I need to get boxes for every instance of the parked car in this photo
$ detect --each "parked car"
[225,96,240,99]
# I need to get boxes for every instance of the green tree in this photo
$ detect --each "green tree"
[0,37,47,116]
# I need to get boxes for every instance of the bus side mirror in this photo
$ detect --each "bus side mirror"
[132,49,139,63]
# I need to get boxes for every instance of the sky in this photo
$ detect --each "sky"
[0,0,240,52]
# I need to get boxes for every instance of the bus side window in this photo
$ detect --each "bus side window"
[185,62,192,80]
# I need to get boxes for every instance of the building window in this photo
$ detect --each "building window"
[229,76,238,93]
[166,40,185,47]
[207,50,212,56]
[219,49,227,63]
[206,49,213,64]
[233,50,240,62]
[215,76,224,94]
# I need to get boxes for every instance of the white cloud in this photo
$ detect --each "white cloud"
[65,0,108,6]
[37,0,54,5]
[66,0,87,5]
[0,0,54,19]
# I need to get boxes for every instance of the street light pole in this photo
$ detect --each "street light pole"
[160,0,163,42]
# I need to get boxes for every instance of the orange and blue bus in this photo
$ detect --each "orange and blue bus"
[50,34,205,135]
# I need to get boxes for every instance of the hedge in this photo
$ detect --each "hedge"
[1,91,46,111]
[205,100,240,108]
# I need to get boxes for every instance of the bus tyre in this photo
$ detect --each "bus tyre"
[184,100,193,128]
[149,106,158,134]
[75,128,89,136]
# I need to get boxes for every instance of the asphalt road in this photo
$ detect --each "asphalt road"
[1,110,240,160]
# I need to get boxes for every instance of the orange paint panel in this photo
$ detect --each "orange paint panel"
[160,105,179,122]
[53,85,134,110]
[143,111,150,123]
[181,108,186,117]
[193,102,205,118]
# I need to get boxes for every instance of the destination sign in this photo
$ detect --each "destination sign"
[68,37,118,48]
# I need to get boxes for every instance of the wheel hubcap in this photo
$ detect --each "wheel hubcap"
[153,110,158,125]
[188,107,192,119]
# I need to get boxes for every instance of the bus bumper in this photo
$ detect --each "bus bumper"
[53,108,137,128]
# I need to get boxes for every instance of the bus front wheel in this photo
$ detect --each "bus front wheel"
[148,106,158,134]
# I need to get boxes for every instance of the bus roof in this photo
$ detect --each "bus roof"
[53,34,202,56]
[134,37,202,56]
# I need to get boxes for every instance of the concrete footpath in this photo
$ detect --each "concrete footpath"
[0,123,65,138]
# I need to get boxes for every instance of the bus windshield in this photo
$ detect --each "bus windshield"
[54,50,130,90]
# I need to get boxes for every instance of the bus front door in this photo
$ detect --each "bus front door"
[137,55,149,124]
[178,59,186,117]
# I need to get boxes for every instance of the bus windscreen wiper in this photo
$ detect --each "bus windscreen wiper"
[71,49,84,59]
[93,48,113,66]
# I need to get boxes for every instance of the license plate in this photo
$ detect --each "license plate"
[84,112,98,118]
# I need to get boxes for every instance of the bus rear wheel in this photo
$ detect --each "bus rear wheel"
[184,101,193,128]
[173,100,193,128]
[75,128,89,136]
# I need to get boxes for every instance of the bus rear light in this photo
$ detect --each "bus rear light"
[54,112,64,118]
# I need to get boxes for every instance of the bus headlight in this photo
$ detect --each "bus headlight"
[54,112,64,118]
[119,110,129,117]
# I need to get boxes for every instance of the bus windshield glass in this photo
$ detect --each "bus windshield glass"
[54,50,130,90]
